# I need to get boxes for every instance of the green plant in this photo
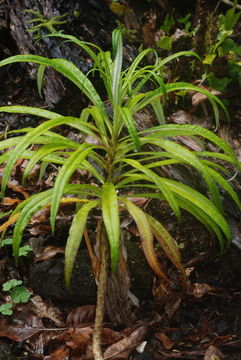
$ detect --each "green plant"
[160,14,175,34]
[25,10,68,40]
[0,279,31,315]
[177,13,192,33]
[1,238,32,257]
[203,1,241,90]
[0,29,240,358]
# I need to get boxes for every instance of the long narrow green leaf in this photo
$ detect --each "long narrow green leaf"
[162,178,231,246]
[123,159,181,220]
[0,116,91,196]
[0,55,105,109]
[37,64,46,97]
[12,190,53,260]
[140,124,240,169]
[0,105,60,119]
[118,106,140,151]
[154,139,223,211]
[50,145,93,231]
[65,200,100,290]
[102,182,120,272]
[112,29,123,106]
[121,197,169,281]
[205,166,241,210]
[174,195,225,249]
[154,51,201,71]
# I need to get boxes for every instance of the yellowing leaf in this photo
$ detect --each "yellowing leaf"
[121,197,169,281]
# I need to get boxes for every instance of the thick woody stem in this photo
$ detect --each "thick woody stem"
[92,227,108,360]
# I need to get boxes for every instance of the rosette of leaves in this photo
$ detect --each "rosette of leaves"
[0,29,240,291]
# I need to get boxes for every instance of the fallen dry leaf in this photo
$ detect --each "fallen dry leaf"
[6,179,29,198]
[103,324,148,359]
[187,283,213,298]
[64,327,93,355]
[43,345,70,360]
[204,345,224,360]
[66,305,96,328]
[30,295,65,327]
[155,332,174,350]
[2,197,21,206]
[164,298,182,320]
[0,313,43,341]
[29,224,51,236]
[191,88,222,107]
[35,245,65,262]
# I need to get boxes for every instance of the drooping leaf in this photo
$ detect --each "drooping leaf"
[37,64,46,96]
[147,214,186,285]
[118,106,140,151]
[50,145,93,231]
[65,200,99,290]
[162,178,231,248]
[121,197,169,281]
[0,116,94,197]
[123,159,181,220]
[102,182,120,272]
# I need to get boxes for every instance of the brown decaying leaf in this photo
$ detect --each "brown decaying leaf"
[204,345,224,360]
[30,295,65,327]
[191,88,222,107]
[0,313,43,341]
[164,298,182,320]
[188,283,216,299]
[103,324,148,359]
[43,345,70,360]
[155,332,174,350]
[2,197,21,206]
[66,305,96,328]
[5,179,29,199]
[35,245,65,262]
[30,207,50,224]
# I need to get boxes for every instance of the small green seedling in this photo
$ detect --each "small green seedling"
[0,303,13,316]
[1,238,32,257]
[0,279,31,316]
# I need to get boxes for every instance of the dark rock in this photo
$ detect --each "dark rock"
[28,240,154,305]
[28,249,97,304]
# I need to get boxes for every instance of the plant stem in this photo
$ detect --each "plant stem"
[92,227,108,360]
